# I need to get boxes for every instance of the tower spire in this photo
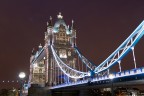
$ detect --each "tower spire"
[38,44,42,51]
[71,19,76,47]
[71,19,74,30]
[57,12,63,19]
[47,16,53,27]
[31,48,35,55]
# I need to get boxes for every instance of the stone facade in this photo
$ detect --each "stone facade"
[29,13,77,86]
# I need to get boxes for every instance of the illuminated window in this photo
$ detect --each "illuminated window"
[68,51,71,56]
[59,49,67,58]
[33,68,39,73]
[39,69,42,73]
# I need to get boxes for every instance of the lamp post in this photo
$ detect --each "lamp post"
[19,72,26,96]
[109,74,114,96]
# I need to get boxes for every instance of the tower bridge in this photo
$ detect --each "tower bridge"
[28,13,144,95]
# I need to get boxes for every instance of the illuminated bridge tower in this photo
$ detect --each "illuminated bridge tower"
[45,13,77,85]
[29,13,77,86]
[29,45,46,86]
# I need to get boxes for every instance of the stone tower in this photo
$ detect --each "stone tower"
[29,13,77,86]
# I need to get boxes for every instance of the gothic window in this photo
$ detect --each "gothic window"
[60,33,63,36]
[34,75,38,80]
[33,69,39,73]
[39,61,44,67]
[68,51,71,56]
[69,61,72,67]
[39,75,43,82]
[39,69,42,73]
[59,49,67,58]
[73,59,75,63]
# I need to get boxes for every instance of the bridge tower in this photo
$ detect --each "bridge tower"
[45,13,77,85]
[29,44,46,87]
[29,13,77,87]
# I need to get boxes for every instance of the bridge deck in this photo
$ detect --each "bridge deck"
[49,67,144,90]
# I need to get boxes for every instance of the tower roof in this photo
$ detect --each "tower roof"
[53,12,71,34]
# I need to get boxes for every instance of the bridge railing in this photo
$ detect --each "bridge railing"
[114,67,144,78]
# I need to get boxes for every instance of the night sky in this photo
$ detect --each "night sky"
[0,0,144,88]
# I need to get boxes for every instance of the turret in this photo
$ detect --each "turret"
[30,48,35,64]
[38,44,42,51]
[47,16,53,27]
[31,48,36,55]
[46,16,53,45]
[71,20,77,47]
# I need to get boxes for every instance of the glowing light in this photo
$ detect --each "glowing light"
[59,49,67,58]
[19,72,26,79]
[131,46,134,50]
[57,12,63,19]
[33,63,38,67]
[109,74,114,79]
[88,71,91,76]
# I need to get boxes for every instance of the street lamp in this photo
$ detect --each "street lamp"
[19,72,26,79]
[19,72,26,96]
[109,74,114,96]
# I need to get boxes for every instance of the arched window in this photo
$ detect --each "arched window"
[39,69,42,73]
